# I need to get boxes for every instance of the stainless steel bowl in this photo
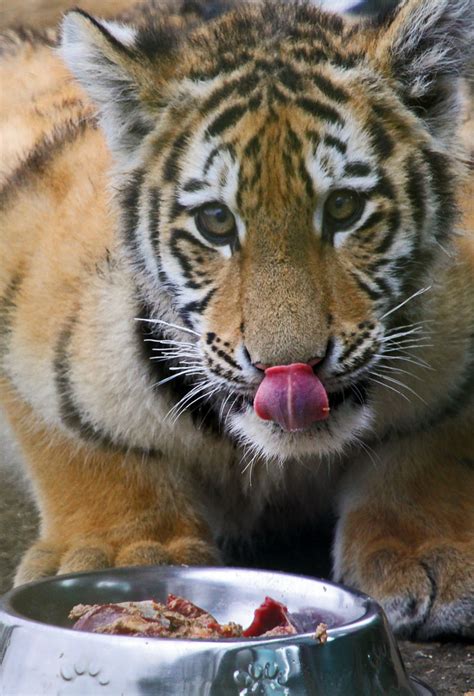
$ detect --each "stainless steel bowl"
[0,566,434,695]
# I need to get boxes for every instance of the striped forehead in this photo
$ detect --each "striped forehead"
[177,128,240,211]
[305,114,380,193]
[177,114,381,216]
[173,47,391,214]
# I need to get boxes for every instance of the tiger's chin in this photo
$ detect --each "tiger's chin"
[227,398,374,462]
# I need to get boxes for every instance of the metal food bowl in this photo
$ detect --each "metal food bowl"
[0,566,434,695]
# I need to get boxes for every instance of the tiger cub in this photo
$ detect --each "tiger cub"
[0,0,473,639]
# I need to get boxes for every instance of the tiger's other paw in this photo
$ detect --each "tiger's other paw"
[337,542,474,640]
[14,535,220,586]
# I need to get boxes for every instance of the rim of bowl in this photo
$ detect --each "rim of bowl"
[0,565,382,646]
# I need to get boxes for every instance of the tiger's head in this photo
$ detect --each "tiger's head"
[60,0,471,461]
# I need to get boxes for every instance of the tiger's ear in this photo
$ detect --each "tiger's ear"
[373,0,472,141]
[59,10,172,162]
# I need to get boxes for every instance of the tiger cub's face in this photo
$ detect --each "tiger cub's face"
[62,1,463,461]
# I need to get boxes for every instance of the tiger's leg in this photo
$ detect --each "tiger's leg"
[333,425,474,639]
[2,386,218,586]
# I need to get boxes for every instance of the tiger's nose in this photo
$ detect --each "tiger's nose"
[241,343,328,372]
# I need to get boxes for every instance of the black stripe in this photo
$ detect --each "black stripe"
[213,347,241,370]
[203,143,236,175]
[369,119,394,159]
[206,104,247,139]
[248,93,262,112]
[371,275,394,302]
[286,126,302,153]
[55,315,86,433]
[201,80,240,114]
[53,310,162,455]
[351,271,384,301]
[182,179,207,193]
[311,72,349,103]
[148,187,161,259]
[269,83,289,105]
[120,168,145,256]
[278,63,303,92]
[237,71,260,97]
[244,133,261,157]
[296,97,343,125]
[344,161,372,178]
[168,197,187,222]
[203,146,221,175]
[169,228,215,288]
[405,157,426,233]
[254,58,280,74]
[0,118,95,209]
[421,146,457,243]
[299,159,314,200]
[54,315,116,448]
[356,210,385,237]
[200,73,260,113]
[330,52,360,69]
[73,9,134,57]
[366,171,395,201]
[291,46,327,64]
[374,208,400,255]
[249,159,262,187]
[282,152,294,177]
[163,131,189,182]
[181,287,217,320]
[324,134,346,154]
[306,130,320,148]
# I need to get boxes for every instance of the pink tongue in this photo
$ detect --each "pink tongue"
[254,363,329,432]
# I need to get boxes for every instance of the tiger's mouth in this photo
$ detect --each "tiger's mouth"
[227,374,369,433]
[249,362,370,433]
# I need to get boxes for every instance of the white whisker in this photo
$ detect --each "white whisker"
[165,381,209,420]
[171,384,222,424]
[151,353,200,361]
[374,353,433,370]
[351,434,380,469]
[381,343,433,353]
[135,316,200,337]
[368,377,411,402]
[219,391,234,421]
[224,395,241,426]
[380,327,429,342]
[149,369,205,390]
[370,371,427,405]
[385,320,434,335]
[168,362,203,369]
[375,364,422,381]
[144,339,196,347]
[379,286,431,321]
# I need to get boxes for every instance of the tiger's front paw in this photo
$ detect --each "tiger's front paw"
[14,535,220,586]
[337,542,474,640]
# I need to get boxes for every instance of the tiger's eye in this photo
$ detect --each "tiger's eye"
[195,203,237,245]
[324,189,362,226]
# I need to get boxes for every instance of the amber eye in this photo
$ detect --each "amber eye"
[324,189,363,227]
[195,203,237,245]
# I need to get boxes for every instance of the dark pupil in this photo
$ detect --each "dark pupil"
[212,207,227,223]
[333,195,347,211]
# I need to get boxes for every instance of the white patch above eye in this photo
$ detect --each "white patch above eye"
[178,187,213,209]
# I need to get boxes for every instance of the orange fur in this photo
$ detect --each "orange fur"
[1,0,473,640]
